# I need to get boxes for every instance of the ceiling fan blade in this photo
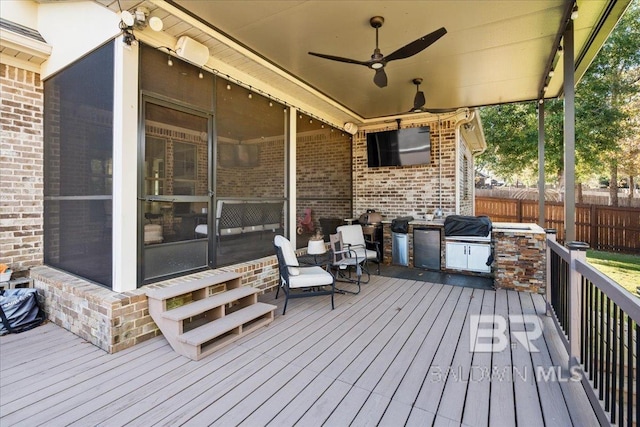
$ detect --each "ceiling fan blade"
[413,91,426,109]
[423,107,458,113]
[385,27,447,62]
[308,52,369,66]
[374,68,388,88]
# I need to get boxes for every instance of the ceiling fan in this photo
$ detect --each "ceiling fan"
[308,16,446,88]
[407,77,457,114]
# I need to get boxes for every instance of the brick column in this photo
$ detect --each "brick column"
[0,64,44,275]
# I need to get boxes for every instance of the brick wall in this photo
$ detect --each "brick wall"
[353,119,472,219]
[296,129,352,227]
[0,64,44,275]
[216,137,285,199]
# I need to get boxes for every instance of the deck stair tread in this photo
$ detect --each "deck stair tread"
[178,302,276,346]
[146,272,276,361]
[146,272,241,300]
[162,286,259,321]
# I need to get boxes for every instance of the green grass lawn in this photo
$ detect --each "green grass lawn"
[586,250,640,295]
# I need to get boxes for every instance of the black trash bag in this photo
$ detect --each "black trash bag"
[0,288,46,335]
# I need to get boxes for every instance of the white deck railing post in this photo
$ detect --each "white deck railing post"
[567,241,589,367]
[545,229,557,316]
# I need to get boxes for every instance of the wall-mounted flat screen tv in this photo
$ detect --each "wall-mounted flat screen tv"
[366,126,431,167]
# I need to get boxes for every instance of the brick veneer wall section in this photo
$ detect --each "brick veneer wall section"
[353,119,463,220]
[296,130,353,228]
[0,64,44,276]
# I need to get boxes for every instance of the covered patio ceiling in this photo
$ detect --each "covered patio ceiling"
[99,0,630,127]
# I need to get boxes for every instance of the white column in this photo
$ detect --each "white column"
[568,241,589,367]
[538,101,545,227]
[111,37,139,292]
[563,20,576,243]
[287,108,297,247]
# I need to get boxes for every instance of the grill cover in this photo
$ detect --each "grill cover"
[391,216,414,234]
[444,215,492,237]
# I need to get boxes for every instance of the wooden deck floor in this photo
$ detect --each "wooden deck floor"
[0,276,598,426]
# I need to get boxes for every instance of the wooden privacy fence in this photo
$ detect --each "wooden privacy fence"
[475,197,640,254]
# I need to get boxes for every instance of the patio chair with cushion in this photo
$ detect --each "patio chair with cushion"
[329,231,365,294]
[336,224,380,275]
[273,235,335,315]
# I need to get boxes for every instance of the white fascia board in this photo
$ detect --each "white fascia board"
[0,28,52,59]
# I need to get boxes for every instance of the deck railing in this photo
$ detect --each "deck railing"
[547,231,639,426]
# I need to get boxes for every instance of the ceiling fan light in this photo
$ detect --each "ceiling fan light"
[371,62,384,69]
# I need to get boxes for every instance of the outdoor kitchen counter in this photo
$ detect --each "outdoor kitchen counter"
[380,220,548,294]
[381,220,446,270]
[492,222,547,293]
[380,219,446,226]
[492,222,546,234]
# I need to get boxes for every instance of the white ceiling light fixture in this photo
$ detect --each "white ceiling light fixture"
[119,11,135,27]
[148,15,164,32]
[119,7,163,45]
[119,7,164,31]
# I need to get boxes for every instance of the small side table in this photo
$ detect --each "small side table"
[298,240,327,265]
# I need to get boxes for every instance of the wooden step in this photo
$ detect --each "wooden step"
[146,271,241,301]
[177,302,276,360]
[162,286,259,322]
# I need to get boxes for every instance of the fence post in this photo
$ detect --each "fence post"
[567,240,589,367]
[590,204,597,250]
[545,228,557,316]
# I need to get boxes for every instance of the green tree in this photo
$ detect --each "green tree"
[577,0,640,205]
[479,0,640,205]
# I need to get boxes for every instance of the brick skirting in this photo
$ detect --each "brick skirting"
[29,256,280,353]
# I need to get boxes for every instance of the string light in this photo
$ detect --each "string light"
[570,4,578,20]
[156,45,342,132]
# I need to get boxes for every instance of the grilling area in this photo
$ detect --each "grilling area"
[349,212,547,293]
